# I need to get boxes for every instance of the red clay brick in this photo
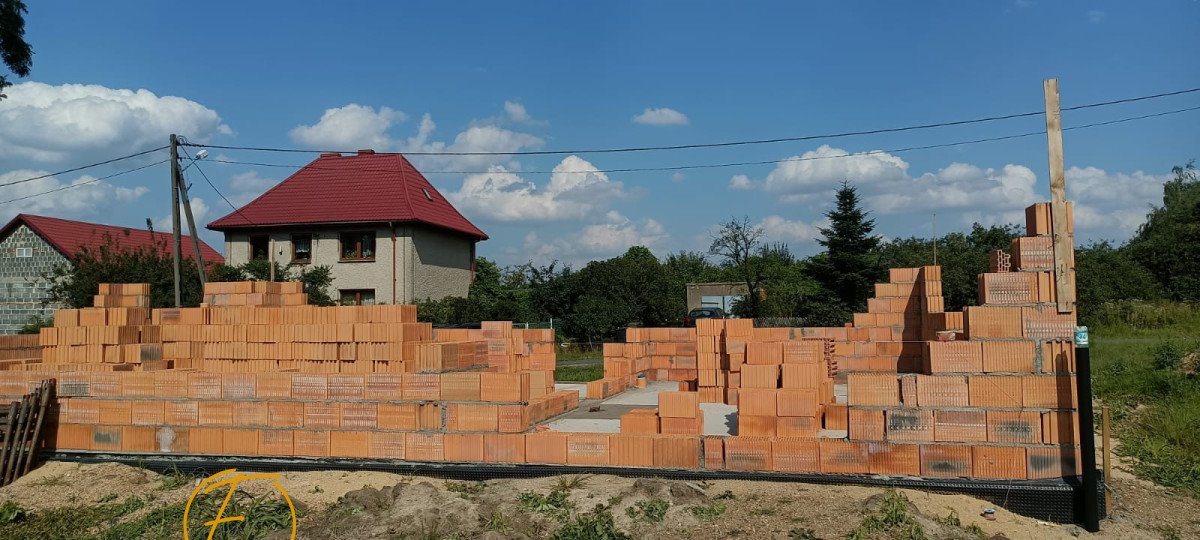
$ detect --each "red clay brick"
[819,439,869,474]
[868,442,920,476]
[444,433,485,462]
[1021,305,1075,340]
[329,431,370,458]
[1028,446,1081,479]
[972,445,1027,479]
[405,433,445,461]
[981,341,1036,373]
[777,416,820,437]
[703,437,725,470]
[933,410,987,442]
[847,373,900,406]
[368,431,406,459]
[1041,411,1079,445]
[653,435,699,469]
[259,430,294,456]
[824,404,849,431]
[738,415,776,437]
[916,375,969,407]
[848,409,884,441]
[885,409,934,442]
[377,403,420,430]
[659,391,700,418]
[724,436,772,471]
[986,411,1042,444]
[777,389,818,417]
[926,341,983,373]
[610,434,655,467]
[525,432,568,464]
[566,433,611,465]
[964,306,1024,338]
[1021,375,1077,408]
[968,375,1023,408]
[771,437,819,473]
[484,433,526,463]
[920,444,972,478]
[294,430,330,457]
[223,429,259,456]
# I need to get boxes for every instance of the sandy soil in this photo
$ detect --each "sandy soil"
[0,461,1196,539]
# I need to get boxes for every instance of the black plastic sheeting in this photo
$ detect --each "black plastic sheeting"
[46,452,1105,525]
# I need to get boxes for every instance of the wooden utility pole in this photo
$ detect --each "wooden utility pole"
[1043,79,1076,313]
[176,158,208,287]
[170,134,183,307]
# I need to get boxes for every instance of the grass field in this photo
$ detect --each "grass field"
[554,363,603,382]
[1090,301,1200,496]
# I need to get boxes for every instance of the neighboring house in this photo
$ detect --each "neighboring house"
[0,214,224,334]
[207,150,488,305]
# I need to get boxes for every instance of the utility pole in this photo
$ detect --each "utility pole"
[1043,79,1076,313]
[176,159,208,288]
[170,134,183,307]
[932,212,937,266]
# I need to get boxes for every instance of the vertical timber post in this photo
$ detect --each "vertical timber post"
[175,148,208,288]
[1043,79,1076,313]
[169,134,183,307]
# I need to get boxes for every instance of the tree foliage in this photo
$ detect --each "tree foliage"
[708,216,768,318]
[806,181,884,317]
[1126,161,1200,302]
[0,0,32,99]
[210,260,337,306]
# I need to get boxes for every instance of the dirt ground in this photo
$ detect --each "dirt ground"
[0,460,1196,539]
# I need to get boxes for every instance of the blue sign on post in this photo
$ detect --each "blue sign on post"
[1075,326,1089,348]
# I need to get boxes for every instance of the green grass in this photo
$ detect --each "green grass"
[688,502,726,522]
[1091,302,1200,496]
[555,364,603,382]
[624,499,670,523]
[847,490,926,540]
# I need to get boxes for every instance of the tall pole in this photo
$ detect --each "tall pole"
[170,134,183,307]
[176,157,208,287]
[1043,79,1076,313]
[932,212,937,266]
[1077,342,1100,532]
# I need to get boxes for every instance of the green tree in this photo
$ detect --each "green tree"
[47,234,207,308]
[875,223,1020,311]
[808,181,883,312]
[1127,161,1200,301]
[0,0,32,99]
[566,247,675,342]
[709,216,769,318]
[1074,241,1163,323]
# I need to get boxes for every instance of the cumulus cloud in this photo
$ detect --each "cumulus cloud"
[154,196,211,232]
[758,215,823,243]
[0,169,150,222]
[632,107,689,126]
[754,145,910,198]
[866,163,1040,215]
[0,82,229,164]
[289,104,406,150]
[522,211,670,265]
[729,174,755,190]
[225,171,277,206]
[448,155,626,221]
[1065,165,1170,239]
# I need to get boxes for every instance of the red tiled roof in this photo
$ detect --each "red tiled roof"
[206,151,488,240]
[0,214,225,265]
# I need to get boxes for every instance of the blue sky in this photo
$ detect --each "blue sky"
[1,1,1197,267]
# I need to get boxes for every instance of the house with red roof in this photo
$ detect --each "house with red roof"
[207,149,487,305]
[0,213,223,334]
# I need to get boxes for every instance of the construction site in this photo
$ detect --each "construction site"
[0,193,1110,536]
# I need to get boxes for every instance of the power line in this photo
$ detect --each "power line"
[0,159,170,206]
[182,85,1200,157]
[0,146,169,189]
[178,143,256,226]
[201,104,1200,176]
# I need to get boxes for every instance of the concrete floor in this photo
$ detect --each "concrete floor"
[544,380,738,436]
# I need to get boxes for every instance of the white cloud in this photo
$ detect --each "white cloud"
[226,171,277,206]
[522,211,670,265]
[1086,10,1105,23]
[866,163,1039,214]
[0,82,229,164]
[632,107,689,126]
[289,104,406,150]
[729,174,755,190]
[758,215,823,243]
[0,169,150,222]
[1064,165,1170,239]
[671,172,687,183]
[758,145,910,197]
[448,155,626,221]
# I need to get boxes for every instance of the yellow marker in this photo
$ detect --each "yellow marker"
[183,468,297,540]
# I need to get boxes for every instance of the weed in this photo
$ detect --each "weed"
[1158,526,1182,540]
[555,475,590,491]
[689,502,726,522]
[445,480,488,497]
[157,465,195,491]
[481,511,512,534]
[934,509,962,527]
[788,527,821,540]
[624,498,670,523]
[518,488,574,521]
[552,503,629,540]
[715,490,737,500]
[0,502,25,524]
[847,490,927,540]
[750,506,775,516]
[96,494,117,504]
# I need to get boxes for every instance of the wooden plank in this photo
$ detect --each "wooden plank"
[2,395,29,486]
[1043,79,1076,313]
[23,381,53,475]
[0,402,16,487]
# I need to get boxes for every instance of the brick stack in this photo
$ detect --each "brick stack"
[93,283,150,307]
[0,334,41,370]
[203,281,308,307]
[33,305,159,371]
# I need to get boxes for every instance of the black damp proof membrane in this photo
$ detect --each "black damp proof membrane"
[45,452,1106,525]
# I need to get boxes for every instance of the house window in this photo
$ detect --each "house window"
[340,289,375,306]
[14,247,32,258]
[340,232,375,261]
[291,234,312,263]
[249,235,270,261]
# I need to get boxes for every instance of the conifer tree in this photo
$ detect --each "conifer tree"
[808,180,883,312]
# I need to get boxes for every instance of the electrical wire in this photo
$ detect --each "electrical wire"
[181,85,1200,157]
[200,104,1200,176]
[178,142,256,226]
[0,146,169,189]
[0,158,170,206]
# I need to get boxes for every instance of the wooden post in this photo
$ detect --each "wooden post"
[1103,405,1113,512]
[1043,79,1076,313]
[170,134,183,308]
[23,381,53,474]
[176,159,208,288]
[0,402,16,486]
